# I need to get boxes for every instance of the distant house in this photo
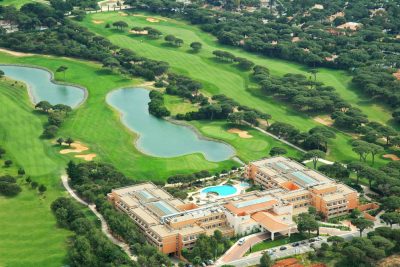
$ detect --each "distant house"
[337,22,362,31]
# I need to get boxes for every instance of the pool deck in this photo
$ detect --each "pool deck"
[188,180,250,205]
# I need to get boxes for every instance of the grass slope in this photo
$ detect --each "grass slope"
[0,78,70,267]
[81,12,391,166]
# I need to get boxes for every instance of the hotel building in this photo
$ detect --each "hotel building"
[246,156,359,218]
[108,157,358,255]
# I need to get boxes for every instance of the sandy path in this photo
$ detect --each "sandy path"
[383,154,400,161]
[0,48,33,57]
[228,128,253,138]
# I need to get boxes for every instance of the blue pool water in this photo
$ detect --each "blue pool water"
[201,185,237,196]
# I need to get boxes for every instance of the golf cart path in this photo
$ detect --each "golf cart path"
[61,174,137,261]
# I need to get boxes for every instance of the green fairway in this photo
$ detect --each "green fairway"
[0,78,70,267]
[80,12,391,165]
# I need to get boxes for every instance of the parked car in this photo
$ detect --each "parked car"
[272,248,277,252]
[238,238,245,246]
[280,246,287,251]
[292,242,300,247]
[201,262,207,267]
[300,241,306,245]
[206,260,214,265]
[316,237,323,241]
[309,238,316,243]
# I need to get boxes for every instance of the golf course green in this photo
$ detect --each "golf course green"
[80,11,392,165]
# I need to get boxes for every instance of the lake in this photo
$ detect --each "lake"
[1,65,86,108]
[107,88,235,162]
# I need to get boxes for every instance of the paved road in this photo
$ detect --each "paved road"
[218,236,328,267]
[61,174,137,261]
[218,233,270,264]
[242,121,307,153]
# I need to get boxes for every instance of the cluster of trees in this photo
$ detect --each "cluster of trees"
[268,123,336,152]
[148,90,170,118]
[65,161,173,266]
[51,197,133,267]
[131,26,162,39]
[0,3,169,82]
[167,170,211,184]
[25,176,47,194]
[164,34,184,47]
[0,175,21,197]
[34,101,72,139]
[182,230,232,264]
[353,66,400,112]
[123,0,400,125]
[311,226,399,266]
[213,50,255,70]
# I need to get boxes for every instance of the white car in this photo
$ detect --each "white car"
[238,238,245,246]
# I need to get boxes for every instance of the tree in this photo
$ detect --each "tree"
[102,57,120,71]
[352,217,374,237]
[112,20,128,30]
[38,184,47,194]
[18,168,25,176]
[190,42,202,52]
[347,162,367,185]
[0,146,5,158]
[174,38,183,47]
[0,70,4,78]
[259,253,273,267]
[303,150,325,169]
[31,181,39,189]
[4,160,12,167]
[65,137,74,147]
[380,212,400,228]
[297,213,319,237]
[382,196,400,212]
[369,143,384,165]
[164,34,176,44]
[378,125,398,145]
[56,137,64,146]
[56,65,68,79]
[43,125,58,138]
[226,111,242,124]
[352,140,372,162]
[35,101,53,113]
[269,147,287,156]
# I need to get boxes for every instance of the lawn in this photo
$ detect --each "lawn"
[0,0,43,8]
[80,12,392,166]
[248,233,310,254]
[0,78,70,267]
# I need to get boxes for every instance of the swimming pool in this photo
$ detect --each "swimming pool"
[201,185,237,197]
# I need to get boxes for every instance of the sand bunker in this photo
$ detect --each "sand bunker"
[60,142,89,154]
[75,154,97,161]
[92,20,104,24]
[0,48,33,57]
[118,12,128,16]
[314,116,334,126]
[228,128,253,138]
[130,30,148,35]
[146,17,160,23]
[383,154,400,161]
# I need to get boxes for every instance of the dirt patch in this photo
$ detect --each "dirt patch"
[393,69,400,80]
[0,48,33,57]
[383,154,400,161]
[118,12,128,16]
[146,17,160,23]
[378,254,400,267]
[60,142,89,154]
[75,154,97,161]
[228,128,253,138]
[92,20,104,24]
[314,116,334,126]
[129,30,148,35]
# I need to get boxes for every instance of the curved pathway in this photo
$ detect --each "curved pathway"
[61,174,137,261]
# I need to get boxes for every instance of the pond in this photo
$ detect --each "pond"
[106,88,235,162]
[0,65,86,108]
